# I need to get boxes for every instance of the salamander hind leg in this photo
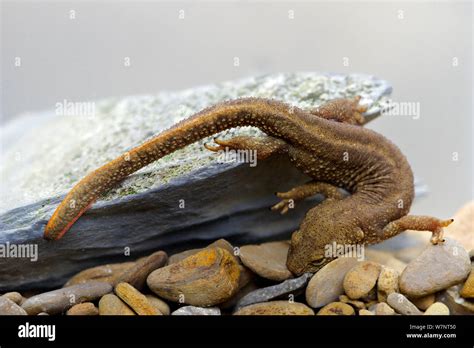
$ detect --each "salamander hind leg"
[271,181,345,214]
[204,135,287,160]
[381,215,454,244]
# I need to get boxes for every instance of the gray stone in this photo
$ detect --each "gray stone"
[400,238,471,297]
[21,281,112,315]
[387,293,422,315]
[0,73,394,291]
[0,297,27,315]
[172,306,221,316]
[235,273,312,311]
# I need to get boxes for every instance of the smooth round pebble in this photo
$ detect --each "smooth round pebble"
[359,309,374,315]
[317,302,355,316]
[424,302,450,315]
[1,292,24,305]
[64,262,135,287]
[460,269,474,298]
[387,293,422,315]
[411,294,436,311]
[377,266,399,302]
[147,247,240,307]
[145,295,170,315]
[373,302,395,315]
[98,294,135,315]
[239,241,292,281]
[306,257,359,307]
[21,281,112,315]
[234,301,314,315]
[168,239,236,264]
[399,238,471,297]
[112,251,167,290]
[66,302,99,315]
[0,297,27,315]
[115,282,160,315]
[339,295,365,309]
[343,261,381,300]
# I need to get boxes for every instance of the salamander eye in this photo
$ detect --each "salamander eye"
[310,258,326,267]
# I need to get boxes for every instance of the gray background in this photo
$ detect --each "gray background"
[1,0,472,218]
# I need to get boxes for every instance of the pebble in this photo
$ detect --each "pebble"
[460,268,474,298]
[436,285,474,315]
[0,297,27,315]
[147,247,240,307]
[145,295,170,315]
[317,302,355,315]
[424,302,450,315]
[377,266,399,302]
[238,241,292,281]
[399,238,471,297]
[305,257,359,308]
[365,249,407,274]
[343,261,381,300]
[112,250,167,290]
[373,302,395,315]
[168,239,236,264]
[98,294,135,315]
[411,294,436,311]
[66,302,99,315]
[64,262,135,287]
[172,306,221,315]
[236,273,312,310]
[115,282,161,315]
[21,281,112,315]
[359,309,374,315]
[387,293,422,315]
[234,301,314,315]
[338,295,365,309]
[1,291,24,305]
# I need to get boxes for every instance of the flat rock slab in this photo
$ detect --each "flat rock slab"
[0,72,393,291]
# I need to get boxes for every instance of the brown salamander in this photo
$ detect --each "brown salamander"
[44,97,452,275]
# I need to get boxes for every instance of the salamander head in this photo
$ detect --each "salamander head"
[286,216,365,275]
[286,229,335,275]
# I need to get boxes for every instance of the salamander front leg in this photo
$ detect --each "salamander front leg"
[381,215,454,244]
[271,181,345,214]
[204,135,288,160]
